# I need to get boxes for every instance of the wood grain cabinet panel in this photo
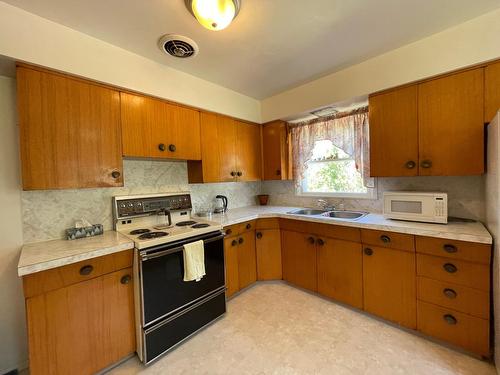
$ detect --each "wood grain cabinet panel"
[236,120,262,181]
[17,66,123,190]
[369,85,419,177]
[363,245,416,329]
[120,92,201,160]
[317,238,363,309]
[415,236,491,264]
[262,120,291,180]
[256,229,282,280]
[361,229,414,251]
[224,236,240,298]
[418,68,484,176]
[237,231,257,289]
[486,61,500,123]
[281,230,317,292]
[26,267,135,375]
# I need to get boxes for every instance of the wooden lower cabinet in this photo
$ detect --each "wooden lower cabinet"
[281,230,317,292]
[317,238,363,309]
[362,245,416,329]
[224,236,240,298]
[224,229,257,297]
[256,229,282,280]
[26,267,135,375]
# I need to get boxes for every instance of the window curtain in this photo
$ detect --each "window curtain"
[289,107,374,189]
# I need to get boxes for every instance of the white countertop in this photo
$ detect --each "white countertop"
[18,231,134,276]
[211,206,493,244]
[18,205,492,277]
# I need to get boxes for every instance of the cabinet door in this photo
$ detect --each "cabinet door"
[17,66,123,190]
[256,229,282,280]
[418,68,484,176]
[121,93,201,160]
[262,121,290,180]
[237,231,257,290]
[317,238,363,309]
[218,116,238,181]
[363,245,416,328]
[26,268,135,375]
[236,120,262,181]
[224,236,240,298]
[281,230,317,292]
[486,61,500,124]
[369,85,418,177]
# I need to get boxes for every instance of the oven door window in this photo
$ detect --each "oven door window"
[141,237,225,326]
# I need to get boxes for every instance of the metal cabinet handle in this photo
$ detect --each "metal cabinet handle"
[256,232,262,239]
[420,160,432,168]
[443,314,457,325]
[237,171,242,177]
[225,228,232,235]
[120,275,132,284]
[405,160,416,169]
[443,288,457,299]
[307,236,315,245]
[380,235,391,243]
[443,244,457,253]
[111,170,121,179]
[364,248,373,256]
[443,263,457,273]
[246,223,252,230]
[316,238,325,246]
[79,265,93,276]
[231,239,238,246]
[168,144,176,152]
[238,237,244,244]
[158,143,166,151]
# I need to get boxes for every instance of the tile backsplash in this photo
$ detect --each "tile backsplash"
[22,159,485,243]
[21,159,261,243]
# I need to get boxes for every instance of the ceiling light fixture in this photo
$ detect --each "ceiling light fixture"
[185,0,241,31]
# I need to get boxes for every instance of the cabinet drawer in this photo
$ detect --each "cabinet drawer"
[256,218,280,229]
[416,236,491,264]
[279,219,360,242]
[417,300,489,356]
[361,229,414,251]
[417,277,489,319]
[23,249,133,298]
[224,220,256,237]
[416,254,489,291]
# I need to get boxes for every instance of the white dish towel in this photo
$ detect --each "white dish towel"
[183,240,206,282]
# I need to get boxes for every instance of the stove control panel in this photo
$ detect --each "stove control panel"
[114,194,192,218]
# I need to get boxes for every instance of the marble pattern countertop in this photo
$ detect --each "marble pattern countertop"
[18,231,134,276]
[211,206,493,244]
[18,205,492,277]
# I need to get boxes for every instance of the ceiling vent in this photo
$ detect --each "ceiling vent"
[158,34,199,58]
[310,107,339,118]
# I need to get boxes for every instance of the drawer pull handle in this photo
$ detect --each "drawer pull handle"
[79,265,94,276]
[420,160,432,169]
[443,263,457,273]
[158,143,166,151]
[405,160,416,169]
[307,237,315,245]
[443,314,457,325]
[443,244,457,253]
[238,237,244,244]
[168,144,176,152]
[443,288,457,299]
[380,235,391,243]
[246,223,252,230]
[316,238,325,246]
[225,228,232,235]
[120,275,132,284]
[364,248,373,256]
[231,239,238,246]
[256,232,262,239]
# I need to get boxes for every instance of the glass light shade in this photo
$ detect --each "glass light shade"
[191,0,236,31]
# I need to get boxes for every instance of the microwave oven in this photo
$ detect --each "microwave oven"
[383,192,448,224]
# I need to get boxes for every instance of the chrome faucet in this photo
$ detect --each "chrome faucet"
[317,199,335,211]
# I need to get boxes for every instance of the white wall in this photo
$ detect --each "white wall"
[0,2,261,123]
[0,76,27,373]
[262,8,500,122]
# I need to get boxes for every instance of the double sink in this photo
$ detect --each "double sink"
[287,208,368,221]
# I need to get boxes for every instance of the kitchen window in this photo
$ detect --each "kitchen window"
[291,107,376,199]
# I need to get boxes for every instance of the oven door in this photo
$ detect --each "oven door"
[139,231,225,327]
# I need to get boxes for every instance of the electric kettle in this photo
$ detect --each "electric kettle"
[214,195,228,213]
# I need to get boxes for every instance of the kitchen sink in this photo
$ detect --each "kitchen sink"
[287,208,329,215]
[322,210,368,220]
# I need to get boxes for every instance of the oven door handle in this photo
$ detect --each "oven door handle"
[140,234,225,261]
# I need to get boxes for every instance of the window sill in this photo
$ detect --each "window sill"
[295,189,377,200]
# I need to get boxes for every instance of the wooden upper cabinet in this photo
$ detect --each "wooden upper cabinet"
[369,85,418,177]
[418,68,484,176]
[120,92,201,160]
[17,66,123,190]
[236,120,262,181]
[486,61,500,123]
[262,120,291,180]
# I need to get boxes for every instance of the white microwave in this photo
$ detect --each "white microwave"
[383,191,448,224]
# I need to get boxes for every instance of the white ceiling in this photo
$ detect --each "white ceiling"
[3,0,500,99]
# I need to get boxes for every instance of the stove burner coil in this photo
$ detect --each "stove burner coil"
[191,223,210,228]
[130,229,151,235]
[138,231,168,240]
[176,220,197,227]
